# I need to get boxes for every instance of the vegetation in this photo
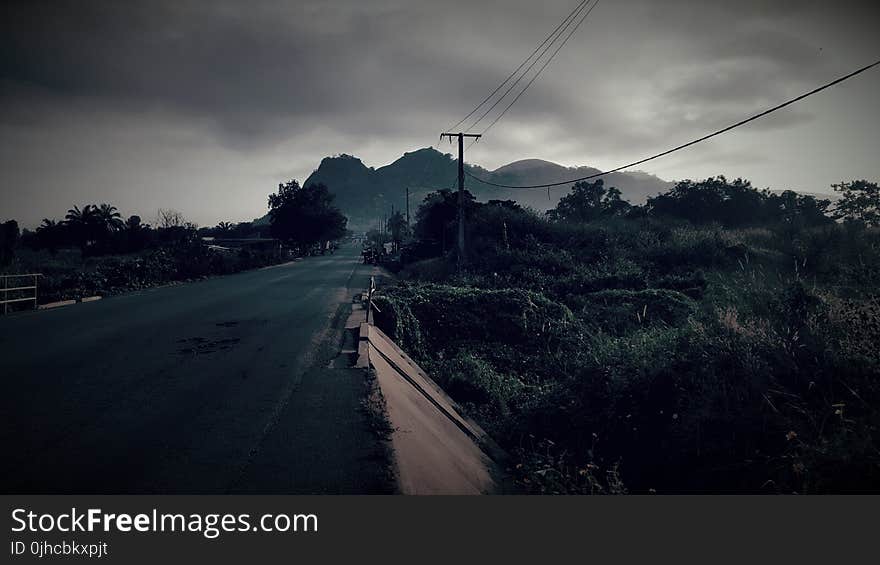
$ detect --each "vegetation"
[2,208,281,307]
[374,176,880,493]
[268,180,347,250]
[386,210,409,252]
[833,180,880,226]
[547,179,629,223]
[0,220,20,266]
[2,177,349,308]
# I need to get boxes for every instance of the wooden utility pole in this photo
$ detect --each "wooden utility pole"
[440,132,481,267]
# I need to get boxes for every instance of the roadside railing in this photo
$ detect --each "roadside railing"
[1,273,42,315]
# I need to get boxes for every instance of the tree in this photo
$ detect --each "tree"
[95,203,124,233]
[65,204,98,253]
[366,228,388,247]
[124,215,152,252]
[229,222,259,239]
[766,190,833,229]
[647,176,768,227]
[386,210,408,251]
[64,203,126,254]
[267,180,347,250]
[35,218,65,255]
[157,208,186,229]
[547,179,629,223]
[0,220,19,266]
[833,180,879,227]
[155,209,196,245]
[414,189,475,251]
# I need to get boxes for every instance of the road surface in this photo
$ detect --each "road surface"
[0,244,393,493]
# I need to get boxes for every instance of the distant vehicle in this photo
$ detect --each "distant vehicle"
[361,247,378,265]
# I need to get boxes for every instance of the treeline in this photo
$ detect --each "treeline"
[0,179,350,305]
[374,177,880,493]
[5,205,269,262]
[1,188,338,266]
[0,180,354,303]
[412,177,875,247]
[0,204,279,305]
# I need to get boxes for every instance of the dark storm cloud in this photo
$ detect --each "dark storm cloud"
[0,0,867,141]
[3,1,381,137]
[0,4,817,125]
[1,0,878,226]
[1,0,507,145]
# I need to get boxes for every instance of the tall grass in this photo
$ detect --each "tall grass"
[378,215,880,493]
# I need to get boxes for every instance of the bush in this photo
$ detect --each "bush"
[372,283,574,357]
[431,351,523,409]
[5,243,286,304]
[380,180,880,492]
[571,288,696,334]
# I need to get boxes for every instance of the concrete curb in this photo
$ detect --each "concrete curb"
[38,300,77,310]
[37,296,102,310]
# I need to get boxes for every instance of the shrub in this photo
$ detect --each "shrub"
[431,351,523,409]
[571,288,696,334]
[381,181,880,492]
[372,283,574,356]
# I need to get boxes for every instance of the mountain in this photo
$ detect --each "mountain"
[466,158,674,212]
[292,147,674,229]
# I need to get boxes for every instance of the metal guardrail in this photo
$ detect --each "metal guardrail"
[1,273,42,315]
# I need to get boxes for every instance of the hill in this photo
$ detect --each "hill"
[295,148,673,229]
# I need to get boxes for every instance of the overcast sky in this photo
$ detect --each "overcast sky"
[1,0,878,228]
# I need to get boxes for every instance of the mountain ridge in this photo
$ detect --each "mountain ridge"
[297,147,674,229]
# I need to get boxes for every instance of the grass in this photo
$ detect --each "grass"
[374,214,880,493]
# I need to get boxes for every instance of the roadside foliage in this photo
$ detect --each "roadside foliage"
[374,178,880,493]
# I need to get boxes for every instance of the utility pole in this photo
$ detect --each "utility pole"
[406,187,410,228]
[440,132,481,267]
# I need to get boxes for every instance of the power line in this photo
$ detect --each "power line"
[462,0,594,133]
[479,0,600,138]
[443,0,590,135]
[465,57,880,190]
[459,1,599,157]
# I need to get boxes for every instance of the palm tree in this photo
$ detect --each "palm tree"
[65,204,123,254]
[38,218,58,231]
[36,218,60,254]
[64,205,89,226]
[95,203,124,232]
[65,205,95,253]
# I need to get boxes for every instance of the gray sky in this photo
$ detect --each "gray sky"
[1,0,878,228]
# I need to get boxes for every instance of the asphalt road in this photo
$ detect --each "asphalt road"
[0,244,393,493]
